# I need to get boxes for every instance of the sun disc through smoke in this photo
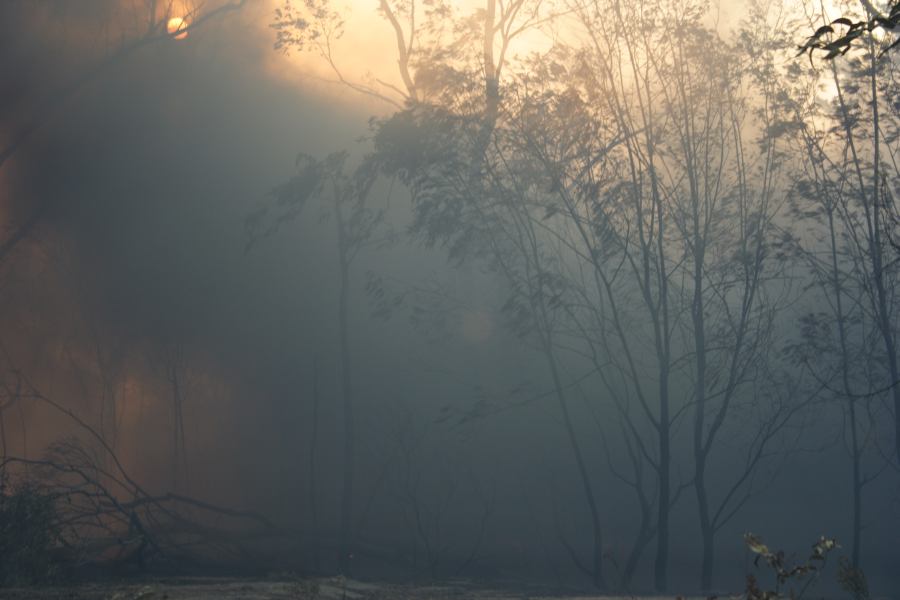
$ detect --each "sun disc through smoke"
[167,17,189,40]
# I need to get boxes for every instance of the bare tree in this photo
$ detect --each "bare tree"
[388,401,494,579]
[764,0,900,566]
[151,336,191,493]
[505,0,804,588]
[247,152,384,573]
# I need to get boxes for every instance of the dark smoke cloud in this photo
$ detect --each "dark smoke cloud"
[0,0,377,508]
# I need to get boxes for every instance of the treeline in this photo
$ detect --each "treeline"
[259,0,900,593]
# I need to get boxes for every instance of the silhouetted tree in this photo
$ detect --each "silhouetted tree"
[247,152,383,573]
[765,0,900,566]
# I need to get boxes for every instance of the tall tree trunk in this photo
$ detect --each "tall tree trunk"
[868,48,900,468]
[520,205,606,590]
[827,204,864,569]
[621,519,654,590]
[543,339,606,590]
[652,185,672,595]
[654,406,670,592]
[850,399,863,568]
[310,357,321,572]
[471,0,500,180]
[691,204,713,590]
[335,198,356,574]
[700,526,714,591]
[649,110,672,594]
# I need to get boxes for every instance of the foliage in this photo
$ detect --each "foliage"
[244,153,327,252]
[743,533,838,599]
[0,484,60,586]
[799,2,900,59]
[245,151,384,255]
[837,557,870,600]
[271,0,345,56]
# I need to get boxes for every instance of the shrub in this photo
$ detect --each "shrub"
[837,557,870,600]
[743,533,838,599]
[0,485,60,585]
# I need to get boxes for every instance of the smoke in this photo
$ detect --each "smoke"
[0,0,379,512]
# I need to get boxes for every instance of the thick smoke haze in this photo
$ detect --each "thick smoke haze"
[0,0,379,513]
[1,0,899,597]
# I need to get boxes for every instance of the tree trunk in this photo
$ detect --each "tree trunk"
[653,407,669,592]
[310,357,321,572]
[544,340,606,590]
[700,525,714,591]
[621,522,653,591]
[335,198,356,574]
[867,48,900,468]
[850,399,862,568]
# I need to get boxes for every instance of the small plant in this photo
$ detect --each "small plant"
[0,484,60,586]
[743,533,838,599]
[836,557,869,600]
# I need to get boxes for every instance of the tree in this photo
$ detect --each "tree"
[152,335,191,493]
[269,0,894,590]
[371,0,815,590]
[247,152,383,573]
[374,73,613,588]
[388,400,494,579]
[271,0,549,112]
[809,4,900,471]
[656,15,799,592]
[767,0,900,565]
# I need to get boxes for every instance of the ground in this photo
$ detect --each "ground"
[0,577,715,600]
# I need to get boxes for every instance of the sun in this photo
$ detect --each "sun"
[167,16,189,40]
[818,77,839,103]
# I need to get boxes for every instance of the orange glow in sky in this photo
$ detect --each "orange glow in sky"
[261,0,553,111]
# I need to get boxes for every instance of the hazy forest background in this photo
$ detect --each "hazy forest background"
[1,0,900,597]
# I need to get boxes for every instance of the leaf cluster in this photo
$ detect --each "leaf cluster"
[271,0,344,55]
[799,4,900,60]
[244,154,326,252]
[743,533,838,599]
[837,557,870,600]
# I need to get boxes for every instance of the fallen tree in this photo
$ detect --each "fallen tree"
[0,371,305,583]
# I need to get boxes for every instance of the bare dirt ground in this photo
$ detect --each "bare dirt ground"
[0,577,714,600]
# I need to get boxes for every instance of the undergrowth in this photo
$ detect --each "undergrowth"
[742,533,871,600]
[0,483,60,586]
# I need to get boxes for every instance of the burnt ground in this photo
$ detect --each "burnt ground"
[0,577,716,600]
